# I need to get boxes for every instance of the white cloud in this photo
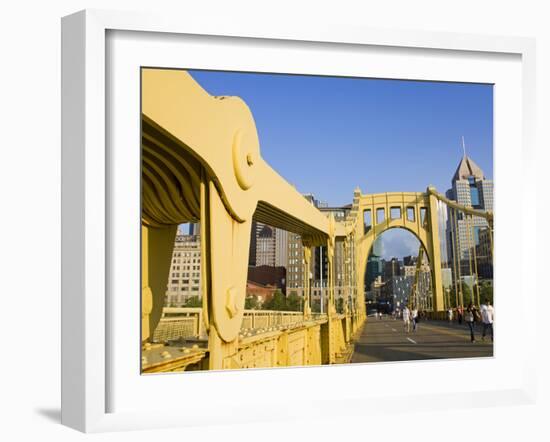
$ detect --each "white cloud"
[379,229,420,260]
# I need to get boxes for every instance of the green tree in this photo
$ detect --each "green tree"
[263,289,286,311]
[461,282,473,306]
[480,282,493,305]
[244,295,260,310]
[311,299,321,313]
[245,295,260,310]
[448,286,459,308]
[286,292,302,311]
[184,296,201,308]
[448,281,475,307]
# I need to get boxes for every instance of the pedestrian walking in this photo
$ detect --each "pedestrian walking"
[480,299,494,341]
[447,307,453,323]
[464,302,476,343]
[411,307,419,332]
[457,305,464,325]
[402,306,411,333]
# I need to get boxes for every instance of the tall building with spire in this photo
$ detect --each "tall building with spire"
[445,154,493,279]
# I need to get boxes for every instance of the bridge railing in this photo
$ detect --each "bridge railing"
[152,307,203,342]
[153,308,322,342]
[241,310,307,330]
[147,307,362,371]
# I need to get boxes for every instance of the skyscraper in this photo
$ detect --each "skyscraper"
[251,222,289,268]
[255,223,276,266]
[248,220,258,266]
[286,194,320,296]
[165,227,202,306]
[445,154,493,278]
[383,257,402,280]
[318,205,352,300]
[285,194,351,303]
[275,228,288,268]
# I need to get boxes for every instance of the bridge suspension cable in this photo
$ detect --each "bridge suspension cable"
[409,244,425,310]
[431,187,493,308]
[465,214,474,305]
[452,207,463,307]
[427,187,493,228]
[466,214,481,306]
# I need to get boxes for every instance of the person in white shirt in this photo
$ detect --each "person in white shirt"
[411,307,419,332]
[447,308,453,323]
[402,306,411,333]
[480,299,494,342]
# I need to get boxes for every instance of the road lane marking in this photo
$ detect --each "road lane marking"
[406,337,417,344]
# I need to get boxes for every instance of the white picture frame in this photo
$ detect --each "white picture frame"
[61,9,537,433]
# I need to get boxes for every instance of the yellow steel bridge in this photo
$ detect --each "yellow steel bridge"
[140,69,493,372]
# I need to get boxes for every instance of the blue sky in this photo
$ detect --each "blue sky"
[188,70,493,259]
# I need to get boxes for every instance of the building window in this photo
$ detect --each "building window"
[468,177,481,208]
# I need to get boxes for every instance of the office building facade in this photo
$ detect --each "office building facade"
[445,155,493,278]
[165,227,202,307]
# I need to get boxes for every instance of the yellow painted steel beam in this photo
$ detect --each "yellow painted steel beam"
[142,68,330,243]
[141,68,353,354]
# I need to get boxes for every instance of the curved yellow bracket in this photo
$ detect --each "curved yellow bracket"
[141,69,339,344]
[142,69,330,238]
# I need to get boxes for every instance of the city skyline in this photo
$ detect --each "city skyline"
[188,70,492,260]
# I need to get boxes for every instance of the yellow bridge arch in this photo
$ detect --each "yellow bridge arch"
[344,190,445,312]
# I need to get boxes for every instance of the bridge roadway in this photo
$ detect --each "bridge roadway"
[351,315,493,363]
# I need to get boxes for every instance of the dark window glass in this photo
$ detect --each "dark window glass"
[468,176,481,208]
[470,186,480,207]
[474,227,481,246]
